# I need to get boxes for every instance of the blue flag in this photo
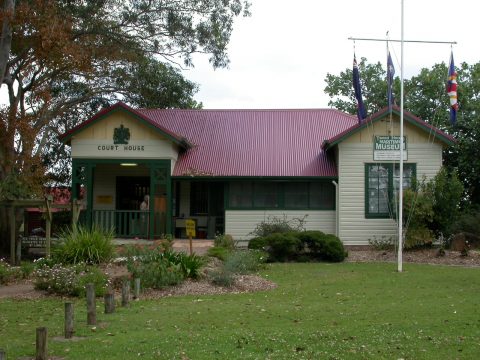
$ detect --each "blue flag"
[353,54,367,123]
[387,51,395,112]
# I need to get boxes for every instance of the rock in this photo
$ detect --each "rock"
[451,232,480,251]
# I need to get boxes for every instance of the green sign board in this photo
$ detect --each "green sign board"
[373,136,407,161]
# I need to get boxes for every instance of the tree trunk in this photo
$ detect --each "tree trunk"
[0,0,15,86]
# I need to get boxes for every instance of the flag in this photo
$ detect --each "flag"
[353,54,367,123]
[447,51,458,125]
[387,51,395,112]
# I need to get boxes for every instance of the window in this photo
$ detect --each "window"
[365,163,416,218]
[227,181,335,210]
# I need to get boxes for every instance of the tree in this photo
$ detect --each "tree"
[0,0,251,255]
[324,58,480,207]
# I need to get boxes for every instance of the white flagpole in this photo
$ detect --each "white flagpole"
[397,0,405,272]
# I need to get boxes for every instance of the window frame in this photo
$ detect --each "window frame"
[364,163,417,219]
[226,181,336,210]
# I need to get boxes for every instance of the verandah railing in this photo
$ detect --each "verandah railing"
[92,210,166,238]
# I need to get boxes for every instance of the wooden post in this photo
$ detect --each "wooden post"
[0,349,5,360]
[121,280,130,307]
[44,196,53,258]
[35,327,47,360]
[9,205,15,265]
[189,235,193,255]
[72,199,82,225]
[64,302,74,339]
[86,284,96,325]
[104,292,115,314]
[133,278,141,299]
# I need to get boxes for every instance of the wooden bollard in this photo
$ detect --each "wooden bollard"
[0,349,5,360]
[64,302,74,339]
[86,283,96,325]
[133,278,141,299]
[121,280,130,307]
[35,327,47,360]
[104,292,115,314]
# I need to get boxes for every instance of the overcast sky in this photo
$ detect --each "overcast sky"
[182,0,479,109]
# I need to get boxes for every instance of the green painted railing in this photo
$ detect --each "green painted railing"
[92,210,166,238]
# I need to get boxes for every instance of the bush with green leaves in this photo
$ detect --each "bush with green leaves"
[249,214,307,238]
[0,258,17,284]
[33,262,109,296]
[208,268,235,287]
[248,231,346,263]
[223,250,266,274]
[53,225,115,264]
[207,246,230,261]
[124,246,205,289]
[214,234,235,249]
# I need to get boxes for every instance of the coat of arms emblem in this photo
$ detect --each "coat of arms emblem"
[113,124,130,144]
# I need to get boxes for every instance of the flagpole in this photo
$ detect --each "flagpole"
[398,0,405,272]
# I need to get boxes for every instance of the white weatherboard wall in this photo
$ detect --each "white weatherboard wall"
[337,119,444,245]
[225,210,336,245]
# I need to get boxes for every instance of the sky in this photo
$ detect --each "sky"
[181,0,479,109]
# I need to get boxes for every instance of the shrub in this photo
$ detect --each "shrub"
[263,232,302,262]
[53,225,115,264]
[224,250,266,274]
[129,261,184,289]
[33,263,109,296]
[124,246,204,289]
[177,253,205,279]
[321,234,347,262]
[247,237,268,250]
[207,246,231,261]
[368,235,395,250]
[0,259,17,285]
[209,268,235,287]
[249,231,346,263]
[214,234,235,249]
[249,214,307,238]
[297,230,325,257]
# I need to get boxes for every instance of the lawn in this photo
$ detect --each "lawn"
[0,262,479,359]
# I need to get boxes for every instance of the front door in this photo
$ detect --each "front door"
[116,176,150,237]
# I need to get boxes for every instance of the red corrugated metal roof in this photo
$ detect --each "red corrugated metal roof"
[137,108,357,177]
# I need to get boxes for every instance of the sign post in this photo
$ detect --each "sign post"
[185,219,196,255]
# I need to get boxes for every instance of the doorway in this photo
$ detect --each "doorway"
[116,176,150,210]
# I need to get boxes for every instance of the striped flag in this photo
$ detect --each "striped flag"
[387,51,395,112]
[447,51,458,125]
[353,54,367,123]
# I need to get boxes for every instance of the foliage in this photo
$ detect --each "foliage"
[449,209,480,236]
[208,268,235,287]
[368,235,395,250]
[33,262,109,296]
[223,250,266,275]
[124,246,205,289]
[423,168,464,236]
[214,234,235,249]
[52,225,114,264]
[249,214,307,238]
[0,0,251,250]
[249,231,346,263]
[0,258,17,284]
[403,187,434,249]
[206,246,231,261]
[324,58,480,208]
[402,168,463,248]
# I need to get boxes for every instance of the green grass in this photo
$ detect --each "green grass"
[1,262,479,359]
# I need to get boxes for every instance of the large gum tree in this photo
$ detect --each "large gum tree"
[0,0,251,256]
